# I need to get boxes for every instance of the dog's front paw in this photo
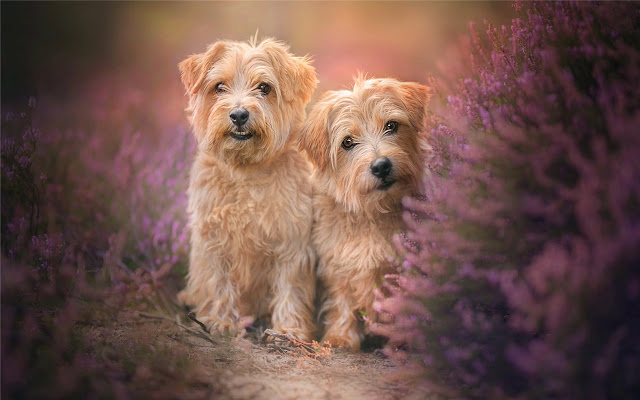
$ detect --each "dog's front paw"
[271,309,315,342]
[322,330,361,351]
[272,325,312,342]
[271,314,315,342]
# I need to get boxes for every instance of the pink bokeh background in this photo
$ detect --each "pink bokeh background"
[7,2,513,126]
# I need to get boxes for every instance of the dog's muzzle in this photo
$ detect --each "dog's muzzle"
[230,108,250,128]
[228,108,254,140]
[371,157,392,179]
[376,179,396,191]
[229,132,254,141]
[370,157,395,190]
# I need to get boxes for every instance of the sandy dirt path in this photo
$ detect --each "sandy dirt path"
[83,313,427,400]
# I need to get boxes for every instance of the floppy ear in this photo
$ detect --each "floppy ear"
[298,93,335,170]
[398,82,431,132]
[260,39,318,104]
[178,41,227,96]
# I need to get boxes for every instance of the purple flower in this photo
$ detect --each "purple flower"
[374,2,640,398]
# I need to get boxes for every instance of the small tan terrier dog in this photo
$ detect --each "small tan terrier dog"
[177,37,318,340]
[300,76,430,350]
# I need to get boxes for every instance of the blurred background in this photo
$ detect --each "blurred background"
[4,3,639,399]
[1,1,515,303]
[2,1,514,115]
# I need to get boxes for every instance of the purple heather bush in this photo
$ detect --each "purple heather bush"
[375,2,640,399]
[1,75,195,397]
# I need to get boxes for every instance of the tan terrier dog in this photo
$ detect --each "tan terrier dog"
[300,77,430,350]
[177,37,318,340]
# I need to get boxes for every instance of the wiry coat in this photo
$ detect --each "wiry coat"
[178,37,318,340]
[300,77,431,349]
[312,195,404,348]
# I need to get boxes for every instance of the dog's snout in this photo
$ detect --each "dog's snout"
[370,157,392,179]
[229,108,250,127]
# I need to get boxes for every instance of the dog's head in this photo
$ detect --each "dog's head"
[300,77,430,214]
[179,37,317,165]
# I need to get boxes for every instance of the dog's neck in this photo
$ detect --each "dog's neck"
[317,191,407,243]
[201,141,301,178]
[315,185,406,222]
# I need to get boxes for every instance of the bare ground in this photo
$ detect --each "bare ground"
[81,310,427,400]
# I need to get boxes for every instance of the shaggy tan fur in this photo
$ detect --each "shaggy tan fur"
[300,77,431,350]
[177,37,318,341]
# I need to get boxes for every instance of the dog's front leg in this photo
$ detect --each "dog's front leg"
[269,247,316,342]
[320,284,363,351]
[185,251,241,335]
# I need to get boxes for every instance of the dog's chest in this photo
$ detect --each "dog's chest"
[190,157,313,249]
[341,218,395,272]
[314,200,399,275]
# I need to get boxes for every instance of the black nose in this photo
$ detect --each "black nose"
[229,108,249,127]
[370,157,392,179]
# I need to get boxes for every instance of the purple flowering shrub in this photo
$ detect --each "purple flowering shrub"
[32,79,193,307]
[2,102,103,398]
[2,76,196,397]
[2,101,45,254]
[375,2,640,398]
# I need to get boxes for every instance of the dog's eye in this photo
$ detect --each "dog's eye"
[215,82,226,94]
[384,120,399,134]
[258,83,271,95]
[341,136,356,150]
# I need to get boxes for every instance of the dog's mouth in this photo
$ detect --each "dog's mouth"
[377,179,396,191]
[229,131,254,141]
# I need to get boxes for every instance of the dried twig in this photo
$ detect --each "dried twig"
[260,329,331,360]
[136,311,217,345]
[187,311,209,333]
[71,294,216,345]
